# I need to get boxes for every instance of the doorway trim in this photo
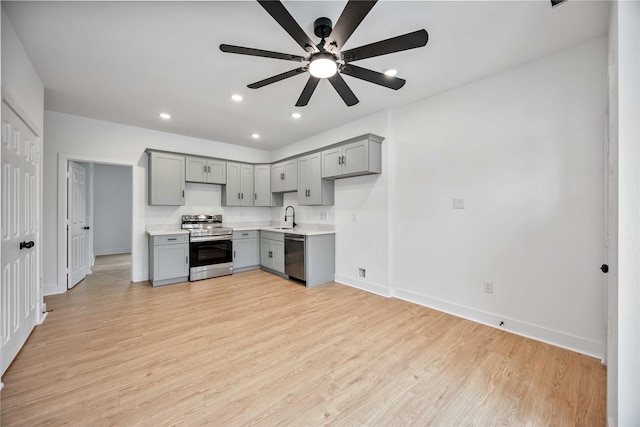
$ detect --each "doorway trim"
[57,154,136,292]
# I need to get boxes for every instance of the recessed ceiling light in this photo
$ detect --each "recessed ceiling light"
[159,112,171,120]
[231,94,243,102]
[291,112,301,119]
[251,133,260,139]
[384,69,398,77]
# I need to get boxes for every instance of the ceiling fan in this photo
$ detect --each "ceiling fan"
[220,0,429,107]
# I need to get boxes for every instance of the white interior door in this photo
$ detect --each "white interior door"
[67,161,87,289]
[1,102,41,377]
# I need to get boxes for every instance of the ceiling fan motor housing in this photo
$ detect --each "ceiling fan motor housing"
[314,17,332,39]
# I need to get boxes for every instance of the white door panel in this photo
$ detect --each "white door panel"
[68,162,87,289]
[1,102,41,377]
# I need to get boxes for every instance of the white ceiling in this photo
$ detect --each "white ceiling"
[3,1,609,151]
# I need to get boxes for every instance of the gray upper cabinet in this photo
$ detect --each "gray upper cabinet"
[254,164,281,207]
[223,162,254,207]
[271,159,298,193]
[148,151,185,206]
[297,153,334,206]
[185,156,226,184]
[321,135,383,179]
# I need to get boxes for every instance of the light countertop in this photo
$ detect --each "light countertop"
[146,229,189,236]
[231,225,335,236]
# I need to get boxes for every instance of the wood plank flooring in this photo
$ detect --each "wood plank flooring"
[1,254,606,426]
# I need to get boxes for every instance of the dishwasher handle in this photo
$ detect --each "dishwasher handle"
[284,234,305,242]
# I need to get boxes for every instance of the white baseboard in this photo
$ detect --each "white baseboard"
[392,287,604,359]
[334,274,391,298]
[43,283,65,296]
[37,311,48,325]
[94,248,131,256]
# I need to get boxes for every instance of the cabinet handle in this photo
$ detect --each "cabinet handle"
[342,155,346,164]
[207,165,211,173]
[182,190,185,198]
[242,233,249,236]
[238,192,241,200]
[167,238,177,241]
[241,192,244,200]
[338,156,342,165]
[281,173,284,180]
[204,165,207,173]
[186,256,189,264]
[233,250,236,258]
[255,193,257,200]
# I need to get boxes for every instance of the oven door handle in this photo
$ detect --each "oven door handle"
[190,235,232,243]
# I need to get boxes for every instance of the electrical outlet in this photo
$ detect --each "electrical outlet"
[358,268,366,278]
[155,212,160,219]
[352,213,358,222]
[453,198,465,209]
[483,281,493,293]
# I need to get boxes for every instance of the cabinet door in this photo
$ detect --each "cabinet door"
[321,147,343,178]
[271,240,285,273]
[260,238,273,269]
[185,156,208,183]
[240,164,254,206]
[149,152,185,206]
[297,155,311,205]
[206,159,226,184]
[343,140,369,176]
[283,159,298,192]
[271,163,284,193]
[254,165,272,206]
[154,244,189,280]
[224,162,241,206]
[306,152,323,205]
[233,238,258,269]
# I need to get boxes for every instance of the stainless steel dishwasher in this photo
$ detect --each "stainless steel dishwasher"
[284,234,305,282]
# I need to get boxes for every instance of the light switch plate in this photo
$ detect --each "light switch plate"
[453,198,465,209]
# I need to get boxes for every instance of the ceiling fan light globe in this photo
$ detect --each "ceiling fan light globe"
[309,57,338,78]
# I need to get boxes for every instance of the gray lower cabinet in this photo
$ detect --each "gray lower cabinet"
[260,231,285,274]
[148,151,185,206]
[148,233,189,286]
[303,234,336,287]
[233,230,259,272]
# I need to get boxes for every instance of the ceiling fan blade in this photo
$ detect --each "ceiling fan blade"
[257,1,319,53]
[341,29,429,62]
[295,76,321,107]
[324,0,377,54]
[341,64,406,90]
[220,44,305,62]
[327,73,359,106]
[248,67,307,89]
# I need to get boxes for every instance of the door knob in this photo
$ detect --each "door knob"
[83,226,90,230]
[19,241,35,250]
[600,264,609,273]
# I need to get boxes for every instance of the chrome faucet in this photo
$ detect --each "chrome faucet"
[284,206,297,228]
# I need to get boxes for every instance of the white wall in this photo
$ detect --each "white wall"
[93,163,132,256]
[612,2,640,426]
[43,111,271,295]
[1,10,44,134]
[270,111,390,296]
[390,36,608,358]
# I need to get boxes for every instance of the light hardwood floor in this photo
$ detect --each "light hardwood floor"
[1,254,606,426]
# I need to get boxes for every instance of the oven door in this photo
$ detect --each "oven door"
[189,237,233,280]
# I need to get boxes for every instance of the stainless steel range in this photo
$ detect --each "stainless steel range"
[181,214,233,281]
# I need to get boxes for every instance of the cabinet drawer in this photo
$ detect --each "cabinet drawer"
[153,234,188,246]
[233,230,258,240]
[260,230,284,242]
